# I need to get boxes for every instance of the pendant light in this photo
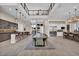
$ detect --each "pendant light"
[72,8,79,22]
[19,12,22,22]
[15,8,18,22]
[75,8,77,17]
[74,8,78,31]
[67,12,72,23]
[74,8,77,21]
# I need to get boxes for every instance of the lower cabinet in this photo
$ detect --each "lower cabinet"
[0,33,11,42]
[63,32,79,42]
[74,34,79,42]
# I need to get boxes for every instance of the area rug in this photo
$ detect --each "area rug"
[24,40,56,50]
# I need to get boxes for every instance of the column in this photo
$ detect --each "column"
[44,20,49,37]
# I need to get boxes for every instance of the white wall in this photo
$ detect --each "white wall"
[48,19,66,37]
[49,23,66,31]
[69,22,79,32]
[49,23,66,36]
[44,20,49,37]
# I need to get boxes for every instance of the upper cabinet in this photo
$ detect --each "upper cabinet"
[0,19,18,30]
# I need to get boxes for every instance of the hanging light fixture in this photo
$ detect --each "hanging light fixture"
[73,8,78,22]
[67,12,72,23]
[68,8,79,23]
[71,8,79,22]
[75,8,77,16]
[15,8,18,21]
[74,8,79,21]
[19,12,22,22]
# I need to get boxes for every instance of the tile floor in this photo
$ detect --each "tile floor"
[0,35,79,56]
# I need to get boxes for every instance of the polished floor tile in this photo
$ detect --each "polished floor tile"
[0,36,79,56]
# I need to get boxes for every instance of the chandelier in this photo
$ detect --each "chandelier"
[67,8,79,23]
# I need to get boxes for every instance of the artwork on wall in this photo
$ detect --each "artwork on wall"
[61,27,65,29]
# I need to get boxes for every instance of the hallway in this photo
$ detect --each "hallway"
[0,36,79,56]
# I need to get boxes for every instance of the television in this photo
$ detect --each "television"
[61,27,65,29]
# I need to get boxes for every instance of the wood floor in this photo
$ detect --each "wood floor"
[0,35,79,56]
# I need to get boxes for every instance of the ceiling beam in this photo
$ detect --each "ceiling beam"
[20,3,56,16]
[48,3,60,17]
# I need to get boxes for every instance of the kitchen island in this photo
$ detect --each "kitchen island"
[33,33,48,47]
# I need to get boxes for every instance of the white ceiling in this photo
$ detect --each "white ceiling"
[26,3,50,10]
[49,3,79,20]
[0,3,30,25]
[0,3,20,18]
[1,3,79,23]
[0,3,28,20]
[0,3,18,6]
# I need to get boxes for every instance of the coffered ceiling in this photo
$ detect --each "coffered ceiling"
[26,3,50,10]
[0,3,79,23]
